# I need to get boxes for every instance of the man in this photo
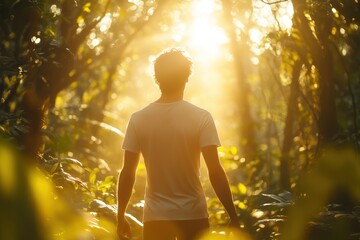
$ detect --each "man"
[117,48,239,240]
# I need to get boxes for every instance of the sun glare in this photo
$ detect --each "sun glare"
[186,0,228,59]
[180,0,293,59]
[99,13,112,32]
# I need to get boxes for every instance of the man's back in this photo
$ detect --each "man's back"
[117,48,239,240]
[122,100,220,222]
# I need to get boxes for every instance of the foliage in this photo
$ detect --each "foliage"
[211,147,360,240]
[1,0,160,238]
[0,109,28,143]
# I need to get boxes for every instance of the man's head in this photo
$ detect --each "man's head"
[154,48,193,93]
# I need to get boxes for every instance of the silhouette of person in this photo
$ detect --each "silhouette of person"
[117,48,239,240]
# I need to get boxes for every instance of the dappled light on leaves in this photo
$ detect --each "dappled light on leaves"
[29,166,117,240]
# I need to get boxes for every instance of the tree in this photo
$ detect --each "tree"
[0,1,166,239]
[0,0,165,160]
[221,0,258,165]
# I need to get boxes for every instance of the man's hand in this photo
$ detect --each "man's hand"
[202,145,240,231]
[117,217,132,240]
[117,151,140,239]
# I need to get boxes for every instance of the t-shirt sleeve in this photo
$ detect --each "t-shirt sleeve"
[199,112,221,148]
[122,116,141,153]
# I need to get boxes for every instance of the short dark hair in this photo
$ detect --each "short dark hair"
[154,48,193,93]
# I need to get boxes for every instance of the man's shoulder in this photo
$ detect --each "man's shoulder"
[130,101,210,119]
[182,101,210,116]
[130,104,152,118]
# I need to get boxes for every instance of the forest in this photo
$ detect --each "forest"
[0,0,359,239]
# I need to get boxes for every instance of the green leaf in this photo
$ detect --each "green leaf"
[238,183,247,195]
[89,168,99,184]
[83,2,91,13]
[262,193,286,203]
[50,162,59,173]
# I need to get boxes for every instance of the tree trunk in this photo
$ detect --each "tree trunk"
[317,47,339,142]
[280,61,302,190]
[221,0,257,162]
[292,0,339,143]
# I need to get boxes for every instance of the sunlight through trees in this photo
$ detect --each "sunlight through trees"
[1,0,360,239]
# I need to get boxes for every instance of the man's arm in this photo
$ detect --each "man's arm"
[202,145,239,227]
[117,150,140,239]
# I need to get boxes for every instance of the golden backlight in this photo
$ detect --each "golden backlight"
[187,0,228,59]
[117,0,294,143]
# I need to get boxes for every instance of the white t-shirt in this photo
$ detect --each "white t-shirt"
[122,100,220,222]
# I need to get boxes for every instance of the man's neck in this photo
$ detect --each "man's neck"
[156,90,184,103]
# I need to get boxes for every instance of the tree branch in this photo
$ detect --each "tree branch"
[70,0,111,51]
[69,0,168,86]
